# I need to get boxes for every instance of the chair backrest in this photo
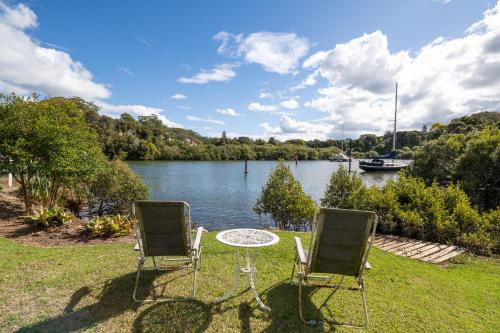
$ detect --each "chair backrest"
[133,201,191,257]
[307,208,377,277]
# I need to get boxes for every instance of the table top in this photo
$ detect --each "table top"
[216,228,280,248]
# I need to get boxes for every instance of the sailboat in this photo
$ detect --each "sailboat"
[359,83,409,172]
[329,122,349,162]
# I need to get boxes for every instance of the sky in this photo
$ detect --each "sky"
[1,0,499,140]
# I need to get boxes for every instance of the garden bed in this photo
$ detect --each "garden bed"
[0,182,134,246]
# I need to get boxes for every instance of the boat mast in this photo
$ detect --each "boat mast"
[341,121,344,152]
[393,82,398,153]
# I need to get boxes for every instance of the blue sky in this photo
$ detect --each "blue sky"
[1,0,499,139]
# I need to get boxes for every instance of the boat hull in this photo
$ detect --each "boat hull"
[358,164,407,172]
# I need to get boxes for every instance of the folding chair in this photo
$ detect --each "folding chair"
[132,201,203,302]
[290,207,377,328]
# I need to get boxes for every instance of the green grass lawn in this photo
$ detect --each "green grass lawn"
[0,232,499,332]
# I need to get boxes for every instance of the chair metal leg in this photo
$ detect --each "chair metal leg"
[298,274,320,325]
[359,278,369,328]
[133,256,199,302]
[132,259,145,302]
[298,275,368,328]
[290,254,297,284]
[192,257,198,297]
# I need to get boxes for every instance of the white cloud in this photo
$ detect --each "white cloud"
[186,115,225,125]
[214,31,310,74]
[177,105,191,110]
[290,71,319,91]
[259,115,334,140]
[0,3,110,100]
[118,67,133,76]
[259,92,271,99]
[216,108,241,116]
[248,102,278,112]
[177,63,237,84]
[0,2,181,128]
[303,1,500,136]
[0,2,37,29]
[280,99,299,110]
[171,93,188,100]
[96,101,182,128]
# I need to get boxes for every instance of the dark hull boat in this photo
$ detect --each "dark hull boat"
[358,159,407,172]
[359,82,409,172]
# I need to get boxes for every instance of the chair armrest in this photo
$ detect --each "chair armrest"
[294,237,307,265]
[193,227,204,252]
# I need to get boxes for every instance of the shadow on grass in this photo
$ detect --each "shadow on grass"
[16,269,209,333]
[259,281,350,332]
[133,299,212,333]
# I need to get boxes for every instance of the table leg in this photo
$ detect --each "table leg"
[246,249,271,312]
[213,249,241,304]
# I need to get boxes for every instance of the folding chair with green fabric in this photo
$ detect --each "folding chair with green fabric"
[290,207,378,328]
[132,200,204,302]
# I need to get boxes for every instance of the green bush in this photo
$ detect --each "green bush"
[25,206,73,227]
[84,159,149,216]
[321,165,370,210]
[254,162,317,230]
[368,173,496,255]
[83,214,135,238]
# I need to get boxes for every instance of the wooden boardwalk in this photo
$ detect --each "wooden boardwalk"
[372,234,464,264]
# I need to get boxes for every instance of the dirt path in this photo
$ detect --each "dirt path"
[0,177,134,246]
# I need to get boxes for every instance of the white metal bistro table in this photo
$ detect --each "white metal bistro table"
[214,228,279,312]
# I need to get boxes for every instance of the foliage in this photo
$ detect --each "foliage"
[321,166,369,209]
[455,127,500,210]
[410,125,500,210]
[0,94,105,213]
[25,206,73,227]
[83,214,135,238]
[409,134,465,185]
[367,173,497,255]
[254,162,317,230]
[84,160,149,216]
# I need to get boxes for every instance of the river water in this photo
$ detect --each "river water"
[128,160,398,230]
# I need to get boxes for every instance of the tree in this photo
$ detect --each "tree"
[0,94,105,213]
[85,160,149,216]
[455,127,500,210]
[254,162,317,230]
[321,165,369,209]
[409,134,464,185]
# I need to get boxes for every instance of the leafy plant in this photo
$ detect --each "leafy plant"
[367,173,497,255]
[25,206,73,227]
[83,159,149,216]
[254,162,317,231]
[321,165,369,210]
[83,214,136,238]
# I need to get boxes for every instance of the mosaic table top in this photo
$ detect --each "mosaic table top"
[216,228,279,248]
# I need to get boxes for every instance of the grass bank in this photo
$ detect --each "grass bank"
[0,232,499,332]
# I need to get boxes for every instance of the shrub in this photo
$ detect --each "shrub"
[25,206,73,227]
[369,173,496,255]
[83,214,135,238]
[254,162,317,230]
[85,159,149,216]
[321,165,369,210]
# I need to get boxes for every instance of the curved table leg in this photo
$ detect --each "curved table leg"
[213,249,241,304]
[246,249,271,312]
